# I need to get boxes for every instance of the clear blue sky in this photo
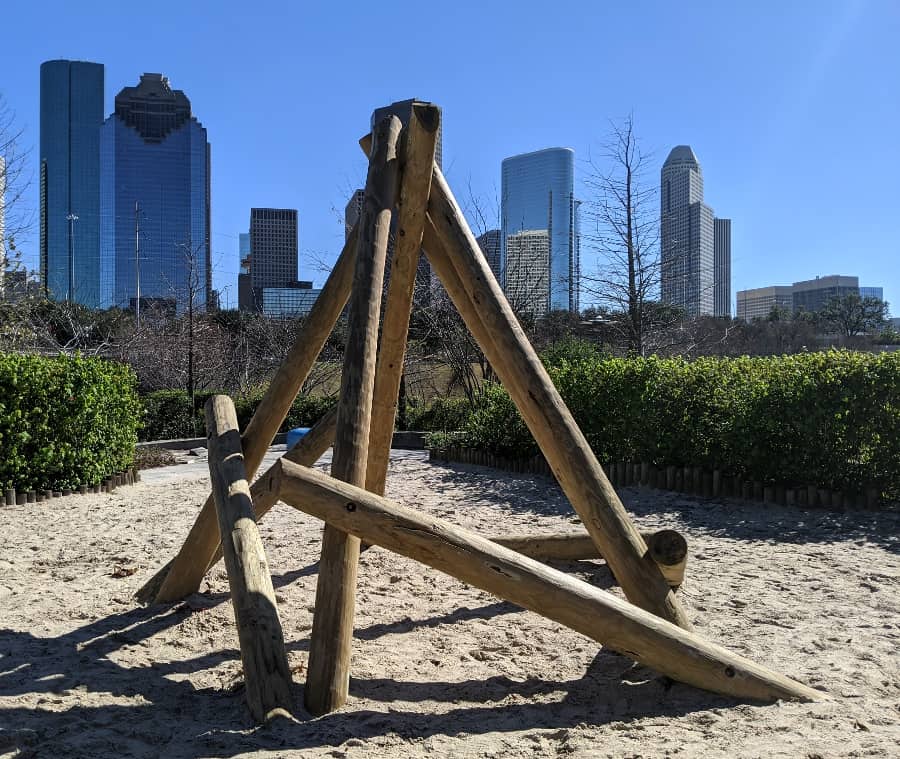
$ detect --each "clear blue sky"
[3,0,898,312]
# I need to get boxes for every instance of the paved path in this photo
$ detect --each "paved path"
[139,445,428,486]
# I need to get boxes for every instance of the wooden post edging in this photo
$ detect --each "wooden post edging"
[272,459,823,703]
[491,529,687,588]
[205,396,293,723]
[135,221,360,605]
[305,114,403,717]
[420,175,691,631]
[366,102,441,497]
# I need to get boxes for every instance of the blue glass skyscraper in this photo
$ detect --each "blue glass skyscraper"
[501,148,579,314]
[40,60,105,306]
[100,73,210,311]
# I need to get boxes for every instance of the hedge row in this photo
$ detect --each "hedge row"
[139,390,336,442]
[0,353,140,491]
[464,347,899,501]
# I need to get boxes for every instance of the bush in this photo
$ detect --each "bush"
[0,353,140,491]
[406,396,472,432]
[463,350,900,500]
[140,389,336,441]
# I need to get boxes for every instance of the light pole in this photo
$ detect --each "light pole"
[66,212,79,302]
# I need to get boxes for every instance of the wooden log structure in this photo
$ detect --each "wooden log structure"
[490,529,688,588]
[273,459,823,703]
[305,114,402,717]
[205,396,293,723]
[365,102,440,497]
[415,166,691,631]
[136,219,360,605]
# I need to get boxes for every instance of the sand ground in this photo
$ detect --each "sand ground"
[1,450,898,758]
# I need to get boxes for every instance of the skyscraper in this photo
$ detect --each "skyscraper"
[660,146,730,317]
[39,60,105,306]
[250,207,298,288]
[99,73,211,312]
[476,229,501,283]
[714,218,732,317]
[501,147,579,314]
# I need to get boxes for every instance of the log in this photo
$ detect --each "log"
[134,405,339,606]
[366,102,440,495]
[489,529,687,588]
[306,113,402,717]
[419,168,691,630]
[205,396,293,723]
[137,220,359,605]
[273,459,823,703]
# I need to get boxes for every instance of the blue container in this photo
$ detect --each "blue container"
[286,427,311,450]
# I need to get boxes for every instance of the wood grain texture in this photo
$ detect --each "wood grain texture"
[490,529,687,588]
[366,102,440,496]
[420,169,692,631]
[305,114,402,717]
[138,226,358,605]
[274,458,823,704]
[205,396,293,723]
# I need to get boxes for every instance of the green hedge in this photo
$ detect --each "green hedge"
[406,396,472,432]
[0,353,140,491]
[463,349,900,501]
[139,390,337,442]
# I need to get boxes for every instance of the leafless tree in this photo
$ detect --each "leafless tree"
[1,93,35,294]
[583,114,673,355]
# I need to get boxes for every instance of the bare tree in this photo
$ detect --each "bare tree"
[0,93,35,294]
[583,115,671,355]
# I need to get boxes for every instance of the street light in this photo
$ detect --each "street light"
[66,212,79,302]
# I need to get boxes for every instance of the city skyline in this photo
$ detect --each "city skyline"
[3,2,897,313]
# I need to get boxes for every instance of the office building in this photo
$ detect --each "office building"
[501,147,579,314]
[476,229,501,283]
[860,286,884,301]
[660,146,730,317]
[261,285,321,318]
[792,275,858,314]
[505,230,549,316]
[714,218,732,317]
[39,60,105,306]
[736,285,794,321]
[250,208,298,288]
[100,73,211,311]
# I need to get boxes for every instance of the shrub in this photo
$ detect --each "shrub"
[463,350,900,500]
[406,396,472,432]
[0,353,140,491]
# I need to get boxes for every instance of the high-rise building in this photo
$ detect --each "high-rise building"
[792,275,858,314]
[505,230,549,316]
[736,285,794,321]
[714,218,732,317]
[501,147,579,314]
[250,208,298,289]
[476,229,501,283]
[660,146,730,317]
[100,73,211,312]
[860,286,884,301]
[39,60,105,306]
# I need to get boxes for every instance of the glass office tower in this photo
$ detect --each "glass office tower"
[501,148,579,313]
[40,60,105,306]
[100,73,210,311]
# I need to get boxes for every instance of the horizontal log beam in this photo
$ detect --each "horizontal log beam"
[273,459,822,704]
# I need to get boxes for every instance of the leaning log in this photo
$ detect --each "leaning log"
[305,114,402,717]
[205,396,293,723]
[137,221,358,604]
[274,459,823,703]
[420,204,691,630]
[490,529,687,588]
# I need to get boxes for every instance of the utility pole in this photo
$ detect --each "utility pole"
[66,212,79,302]
[135,201,141,327]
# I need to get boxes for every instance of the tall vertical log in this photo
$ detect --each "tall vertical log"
[421,166,691,630]
[138,225,358,604]
[366,102,441,496]
[205,396,293,723]
[305,114,402,716]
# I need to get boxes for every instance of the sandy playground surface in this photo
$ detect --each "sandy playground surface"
[1,449,898,758]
